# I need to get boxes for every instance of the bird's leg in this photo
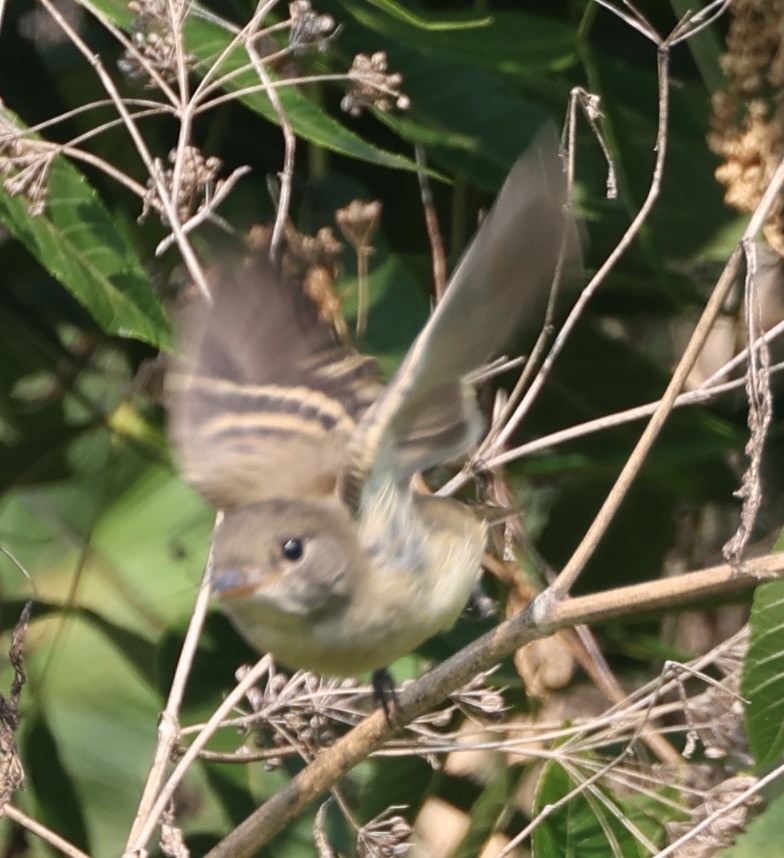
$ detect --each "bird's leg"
[372,668,399,727]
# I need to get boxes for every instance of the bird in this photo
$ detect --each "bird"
[167,124,579,694]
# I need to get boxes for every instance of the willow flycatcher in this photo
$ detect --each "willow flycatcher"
[168,125,578,679]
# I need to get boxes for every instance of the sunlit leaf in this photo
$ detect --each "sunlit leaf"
[0,123,168,347]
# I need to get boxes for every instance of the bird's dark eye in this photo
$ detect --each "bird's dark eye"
[281,538,304,561]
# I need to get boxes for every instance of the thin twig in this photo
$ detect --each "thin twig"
[354,246,370,339]
[0,100,174,147]
[438,42,673,498]
[168,0,192,113]
[497,748,637,856]
[192,72,355,115]
[700,314,784,389]
[415,144,447,299]
[668,0,733,47]
[188,0,279,110]
[474,97,579,458]
[591,0,660,42]
[125,536,216,850]
[551,143,784,597]
[126,654,275,856]
[154,165,253,255]
[3,805,91,858]
[244,4,296,265]
[494,48,671,457]
[38,0,211,299]
[723,239,772,564]
[78,0,180,104]
[475,358,784,475]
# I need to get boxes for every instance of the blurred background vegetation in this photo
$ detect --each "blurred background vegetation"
[1,0,784,856]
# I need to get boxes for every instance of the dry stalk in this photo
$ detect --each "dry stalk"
[126,653,275,855]
[125,528,217,850]
[415,143,447,300]
[2,805,91,858]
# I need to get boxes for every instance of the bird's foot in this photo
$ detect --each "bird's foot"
[371,668,399,728]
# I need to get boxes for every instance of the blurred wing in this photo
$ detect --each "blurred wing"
[340,124,581,511]
[168,257,381,508]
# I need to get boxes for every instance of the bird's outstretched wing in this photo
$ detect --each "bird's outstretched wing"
[340,125,581,512]
[168,257,381,508]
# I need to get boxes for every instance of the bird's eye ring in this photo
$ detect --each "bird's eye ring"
[281,537,304,561]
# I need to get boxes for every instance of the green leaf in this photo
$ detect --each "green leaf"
[0,122,168,347]
[0,598,158,688]
[185,17,422,173]
[346,4,577,75]
[668,0,726,92]
[360,45,555,187]
[22,714,92,852]
[742,580,784,769]
[363,0,492,31]
[532,760,671,857]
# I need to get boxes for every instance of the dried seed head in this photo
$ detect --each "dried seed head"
[342,52,410,117]
[141,146,224,225]
[357,807,412,857]
[335,199,382,252]
[0,106,52,216]
[266,222,348,339]
[313,802,337,858]
[119,0,192,86]
[449,672,506,719]
[0,604,30,810]
[289,1,338,54]
[160,800,190,858]
[665,775,762,856]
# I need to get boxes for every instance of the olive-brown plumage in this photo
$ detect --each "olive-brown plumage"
[168,125,579,676]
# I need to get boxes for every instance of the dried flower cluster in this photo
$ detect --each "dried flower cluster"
[356,807,413,857]
[0,105,53,216]
[235,667,348,766]
[294,226,348,340]
[342,52,410,117]
[448,671,506,720]
[141,145,224,225]
[118,0,191,85]
[248,222,348,339]
[708,0,784,253]
[665,775,761,858]
[289,0,338,54]
[681,629,749,764]
[336,198,383,253]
